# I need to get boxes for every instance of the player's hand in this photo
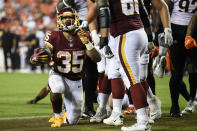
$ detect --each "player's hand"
[102,45,114,59]
[164,28,173,47]
[77,29,89,44]
[185,36,197,49]
[90,30,100,46]
[99,37,114,58]
[145,42,155,54]
[79,20,89,31]
[30,48,51,65]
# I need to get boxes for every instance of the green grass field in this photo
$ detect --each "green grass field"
[0,72,197,131]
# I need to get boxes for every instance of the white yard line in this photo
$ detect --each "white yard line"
[0,115,51,120]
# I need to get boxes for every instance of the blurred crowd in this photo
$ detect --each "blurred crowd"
[0,0,59,72]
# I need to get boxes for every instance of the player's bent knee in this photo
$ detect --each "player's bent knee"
[67,109,82,124]
[49,75,65,93]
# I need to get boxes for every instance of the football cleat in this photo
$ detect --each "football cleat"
[182,100,195,114]
[154,56,166,78]
[48,116,55,123]
[103,111,124,126]
[63,112,67,123]
[121,121,152,131]
[90,107,108,123]
[82,110,96,118]
[148,96,162,123]
[51,117,64,128]
[123,106,136,115]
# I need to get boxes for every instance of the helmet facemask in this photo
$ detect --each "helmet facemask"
[57,8,80,32]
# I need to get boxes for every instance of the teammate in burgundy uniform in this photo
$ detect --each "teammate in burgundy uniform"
[107,1,152,130]
[88,0,170,130]
[87,0,152,130]
[31,7,101,127]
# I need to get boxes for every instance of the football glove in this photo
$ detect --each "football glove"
[79,20,89,31]
[185,36,197,49]
[99,37,114,58]
[145,42,155,54]
[30,48,51,65]
[158,32,167,47]
[77,29,94,50]
[102,45,114,59]
[77,29,89,44]
[164,28,173,47]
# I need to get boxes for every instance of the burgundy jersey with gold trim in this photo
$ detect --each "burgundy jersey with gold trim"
[109,0,144,37]
[44,30,87,80]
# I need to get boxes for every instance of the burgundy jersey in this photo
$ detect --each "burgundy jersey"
[44,30,87,80]
[109,0,144,37]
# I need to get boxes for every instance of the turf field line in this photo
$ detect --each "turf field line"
[0,115,51,120]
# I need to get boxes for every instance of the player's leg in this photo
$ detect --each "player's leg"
[26,84,50,104]
[90,58,111,123]
[119,29,151,131]
[103,56,125,126]
[48,70,65,127]
[179,81,190,101]
[140,52,162,123]
[169,24,187,117]
[63,79,83,124]
[82,56,98,117]
[182,50,197,114]
[147,56,155,95]
[96,51,106,91]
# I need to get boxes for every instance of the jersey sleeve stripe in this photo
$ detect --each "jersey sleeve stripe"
[44,41,54,50]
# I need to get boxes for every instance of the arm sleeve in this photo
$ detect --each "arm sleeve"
[96,0,111,29]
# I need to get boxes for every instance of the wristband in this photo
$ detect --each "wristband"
[90,30,97,37]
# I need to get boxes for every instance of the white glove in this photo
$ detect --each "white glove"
[158,32,167,47]
[79,20,88,30]
[102,45,114,59]
[164,28,173,47]
[90,30,100,46]
[145,42,154,54]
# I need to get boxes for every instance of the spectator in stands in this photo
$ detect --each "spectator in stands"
[0,25,16,72]
[23,29,39,72]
